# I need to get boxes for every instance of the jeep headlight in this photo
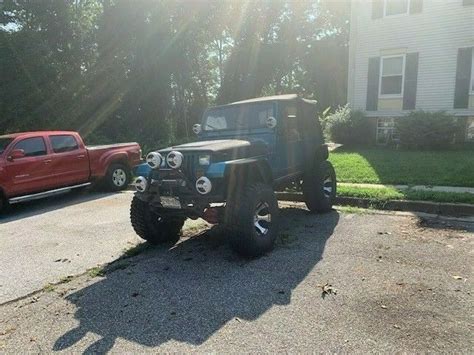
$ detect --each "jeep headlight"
[146,152,163,169]
[166,151,184,169]
[199,154,211,166]
[196,176,212,194]
[133,176,148,193]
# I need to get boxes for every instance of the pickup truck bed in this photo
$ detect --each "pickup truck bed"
[87,143,139,150]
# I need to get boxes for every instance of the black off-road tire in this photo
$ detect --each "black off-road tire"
[104,163,130,191]
[130,195,185,245]
[226,183,279,257]
[303,160,337,213]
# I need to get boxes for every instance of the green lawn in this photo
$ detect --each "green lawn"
[329,148,474,187]
[338,185,474,205]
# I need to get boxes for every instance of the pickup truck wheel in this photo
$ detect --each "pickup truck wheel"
[130,195,184,245]
[303,160,337,213]
[226,183,279,258]
[105,163,130,191]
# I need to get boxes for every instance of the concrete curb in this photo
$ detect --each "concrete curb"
[338,182,474,195]
[276,192,474,217]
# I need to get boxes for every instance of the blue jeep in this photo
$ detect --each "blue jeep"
[130,94,337,257]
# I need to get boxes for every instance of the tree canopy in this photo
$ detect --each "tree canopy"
[0,0,349,149]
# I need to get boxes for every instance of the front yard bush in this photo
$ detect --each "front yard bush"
[324,105,371,146]
[396,111,461,149]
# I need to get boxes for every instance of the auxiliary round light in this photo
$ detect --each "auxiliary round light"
[192,124,202,134]
[133,176,148,193]
[146,152,163,169]
[167,151,184,169]
[195,176,212,195]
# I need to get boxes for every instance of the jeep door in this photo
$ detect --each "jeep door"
[5,136,55,196]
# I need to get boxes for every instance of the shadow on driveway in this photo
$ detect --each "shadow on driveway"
[54,208,339,353]
[0,189,120,224]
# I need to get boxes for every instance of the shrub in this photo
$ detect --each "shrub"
[324,105,371,146]
[396,111,461,149]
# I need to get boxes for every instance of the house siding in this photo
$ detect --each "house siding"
[348,0,474,117]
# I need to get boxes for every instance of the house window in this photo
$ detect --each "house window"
[384,0,410,16]
[379,55,405,97]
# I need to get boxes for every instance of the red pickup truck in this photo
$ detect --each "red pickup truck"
[0,131,141,211]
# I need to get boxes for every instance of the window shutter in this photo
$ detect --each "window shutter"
[366,57,380,111]
[463,0,474,6]
[403,53,419,110]
[409,0,423,14]
[454,47,473,109]
[372,0,384,19]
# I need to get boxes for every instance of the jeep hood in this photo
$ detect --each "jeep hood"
[159,139,268,157]
[161,139,254,152]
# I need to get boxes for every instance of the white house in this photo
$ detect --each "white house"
[347,0,474,143]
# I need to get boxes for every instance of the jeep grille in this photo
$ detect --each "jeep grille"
[182,153,198,180]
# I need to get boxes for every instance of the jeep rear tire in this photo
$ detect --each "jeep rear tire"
[303,160,336,213]
[105,163,130,191]
[130,195,184,245]
[226,183,279,257]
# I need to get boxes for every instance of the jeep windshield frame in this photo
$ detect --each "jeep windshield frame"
[202,102,276,133]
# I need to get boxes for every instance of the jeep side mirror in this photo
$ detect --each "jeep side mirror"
[8,149,25,161]
[266,117,277,129]
[193,124,202,135]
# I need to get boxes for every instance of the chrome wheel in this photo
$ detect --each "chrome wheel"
[254,201,272,236]
[323,174,333,199]
[112,168,127,187]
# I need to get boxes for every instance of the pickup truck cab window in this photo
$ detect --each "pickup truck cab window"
[13,137,47,157]
[50,135,79,153]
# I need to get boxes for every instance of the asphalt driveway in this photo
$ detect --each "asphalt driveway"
[0,191,143,303]
[0,199,472,353]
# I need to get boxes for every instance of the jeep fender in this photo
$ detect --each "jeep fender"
[223,158,273,191]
